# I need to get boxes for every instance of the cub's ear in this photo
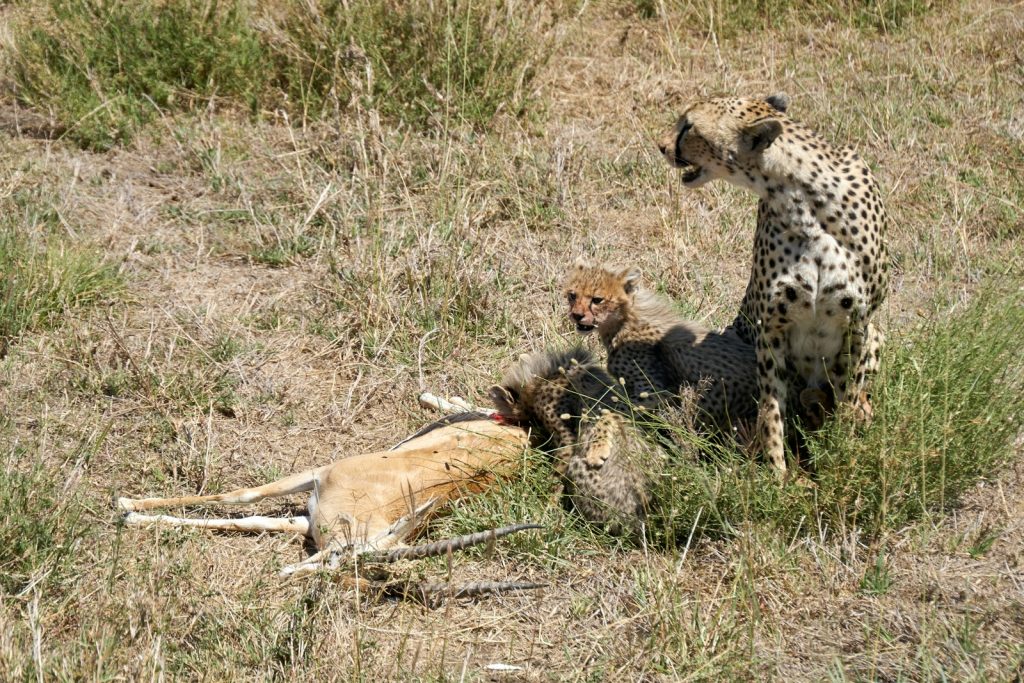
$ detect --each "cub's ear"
[488,384,519,415]
[573,255,592,269]
[620,267,642,294]
[764,93,789,113]
[740,119,783,155]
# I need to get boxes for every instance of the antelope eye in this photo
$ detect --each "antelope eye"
[591,297,604,305]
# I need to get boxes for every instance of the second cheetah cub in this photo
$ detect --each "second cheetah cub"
[490,348,658,537]
[564,259,759,437]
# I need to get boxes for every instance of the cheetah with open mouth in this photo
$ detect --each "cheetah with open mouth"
[658,94,887,477]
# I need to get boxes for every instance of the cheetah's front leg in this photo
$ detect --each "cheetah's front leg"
[834,322,881,424]
[756,333,789,477]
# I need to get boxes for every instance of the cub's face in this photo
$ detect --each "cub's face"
[657,95,789,188]
[563,262,639,334]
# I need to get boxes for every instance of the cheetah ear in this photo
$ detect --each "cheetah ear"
[764,93,789,113]
[620,267,641,294]
[740,118,783,156]
[488,384,519,415]
[573,255,592,269]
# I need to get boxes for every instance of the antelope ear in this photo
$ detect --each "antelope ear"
[620,267,641,294]
[740,119,783,155]
[764,93,789,113]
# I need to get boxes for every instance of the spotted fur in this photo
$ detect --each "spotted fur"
[658,94,888,476]
[563,259,759,436]
[489,348,655,537]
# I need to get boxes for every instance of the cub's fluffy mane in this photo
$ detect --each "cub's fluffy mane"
[628,288,708,337]
[497,347,597,393]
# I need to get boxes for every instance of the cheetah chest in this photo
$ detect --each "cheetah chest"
[764,229,864,386]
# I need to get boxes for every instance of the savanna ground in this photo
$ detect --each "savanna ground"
[1,0,1023,679]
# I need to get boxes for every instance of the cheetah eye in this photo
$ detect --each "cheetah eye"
[591,297,604,305]
[567,292,577,303]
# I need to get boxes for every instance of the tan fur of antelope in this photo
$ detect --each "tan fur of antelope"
[118,395,529,577]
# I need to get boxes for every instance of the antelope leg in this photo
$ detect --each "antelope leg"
[123,511,310,535]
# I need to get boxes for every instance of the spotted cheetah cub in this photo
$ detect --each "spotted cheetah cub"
[490,348,658,537]
[564,409,662,537]
[658,94,887,476]
[564,259,759,437]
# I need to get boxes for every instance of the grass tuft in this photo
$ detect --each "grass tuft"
[9,0,549,149]
[0,447,88,595]
[266,0,548,129]
[9,0,266,150]
[0,229,120,356]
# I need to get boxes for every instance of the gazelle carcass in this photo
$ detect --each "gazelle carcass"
[118,396,541,594]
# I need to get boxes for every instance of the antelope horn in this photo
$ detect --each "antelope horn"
[417,580,547,598]
[361,523,543,563]
[378,579,547,606]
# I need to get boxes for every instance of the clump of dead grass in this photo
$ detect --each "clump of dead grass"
[0,224,121,357]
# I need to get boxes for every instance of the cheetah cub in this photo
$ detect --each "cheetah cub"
[490,348,658,537]
[658,94,888,476]
[564,259,759,438]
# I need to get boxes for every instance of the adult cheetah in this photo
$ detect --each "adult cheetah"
[658,94,888,476]
[563,259,759,437]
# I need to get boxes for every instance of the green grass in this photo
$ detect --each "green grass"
[9,0,549,149]
[267,0,548,129]
[0,229,120,356]
[10,0,266,150]
[251,236,318,268]
[859,551,891,594]
[642,285,1024,544]
[0,425,103,596]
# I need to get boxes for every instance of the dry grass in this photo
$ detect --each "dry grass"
[1,0,1023,679]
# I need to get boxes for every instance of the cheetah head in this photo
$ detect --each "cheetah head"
[657,94,789,188]
[563,259,639,335]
